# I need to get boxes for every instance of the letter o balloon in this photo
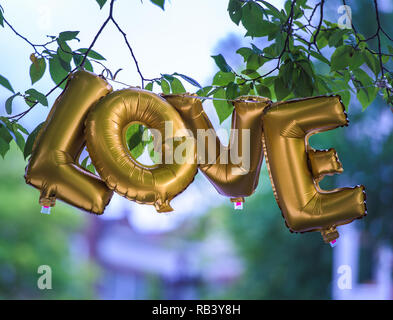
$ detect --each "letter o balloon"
[85,88,198,212]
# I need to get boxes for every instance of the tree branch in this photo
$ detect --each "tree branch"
[5,0,160,121]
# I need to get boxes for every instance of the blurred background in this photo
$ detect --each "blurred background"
[0,0,393,299]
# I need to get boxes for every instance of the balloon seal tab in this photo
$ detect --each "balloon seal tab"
[41,206,51,215]
[321,227,339,244]
[230,197,245,210]
[329,239,337,248]
[234,202,243,210]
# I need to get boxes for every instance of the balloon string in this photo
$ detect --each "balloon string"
[106,78,380,104]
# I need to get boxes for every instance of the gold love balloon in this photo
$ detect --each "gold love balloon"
[262,96,367,244]
[85,88,198,213]
[164,94,270,204]
[24,70,367,244]
[25,70,114,214]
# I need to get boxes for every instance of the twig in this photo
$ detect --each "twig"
[79,0,115,67]
[5,0,161,121]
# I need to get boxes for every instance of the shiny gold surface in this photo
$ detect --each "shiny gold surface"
[307,148,343,182]
[262,96,366,242]
[85,88,198,213]
[164,94,270,200]
[24,69,368,242]
[24,70,114,214]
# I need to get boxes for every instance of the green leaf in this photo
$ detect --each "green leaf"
[57,39,72,62]
[170,78,186,94]
[382,55,389,64]
[211,54,232,72]
[57,41,72,72]
[259,1,286,21]
[226,82,240,100]
[84,59,94,72]
[11,125,26,152]
[0,123,12,142]
[145,82,153,91]
[316,33,328,49]
[150,0,165,10]
[328,29,347,48]
[96,0,108,9]
[58,31,79,42]
[0,136,9,158]
[236,47,254,62]
[279,61,294,85]
[363,50,380,77]
[247,54,265,70]
[73,54,83,67]
[212,71,235,86]
[238,83,251,96]
[315,75,333,95]
[162,74,175,82]
[263,43,280,58]
[228,0,243,25]
[196,86,213,97]
[357,88,376,111]
[255,84,271,99]
[241,2,263,36]
[147,137,161,164]
[127,124,143,148]
[174,73,201,88]
[213,88,233,123]
[81,155,89,169]
[284,0,292,14]
[87,164,96,174]
[24,122,44,159]
[340,90,351,110]
[0,7,4,27]
[349,50,364,70]
[77,48,106,60]
[14,123,29,135]
[330,45,353,72]
[241,69,259,76]
[126,124,145,159]
[274,77,291,100]
[5,93,20,115]
[0,124,13,158]
[241,2,279,37]
[297,59,315,79]
[160,79,170,94]
[352,68,373,87]
[29,58,46,84]
[25,89,48,106]
[309,50,330,65]
[49,56,69,89]
[0,74,15,93]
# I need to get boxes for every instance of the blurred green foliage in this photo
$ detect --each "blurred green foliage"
[0,143,98,299]
[202,169,332,300]
[201,101,393,299]
[195,0,393,300]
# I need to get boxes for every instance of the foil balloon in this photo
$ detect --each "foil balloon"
[307,148,343,183]
[25,70,114,214]
[85,88,198,213]
[164,94,270,205]
[262,95,367,244]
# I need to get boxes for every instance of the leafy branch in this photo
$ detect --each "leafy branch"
[206,0,393,123]
[1,0,393,162]
[0,0,202,161]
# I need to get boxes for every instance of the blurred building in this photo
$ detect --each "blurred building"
[84,191,243,300]
[332,224,393,300]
